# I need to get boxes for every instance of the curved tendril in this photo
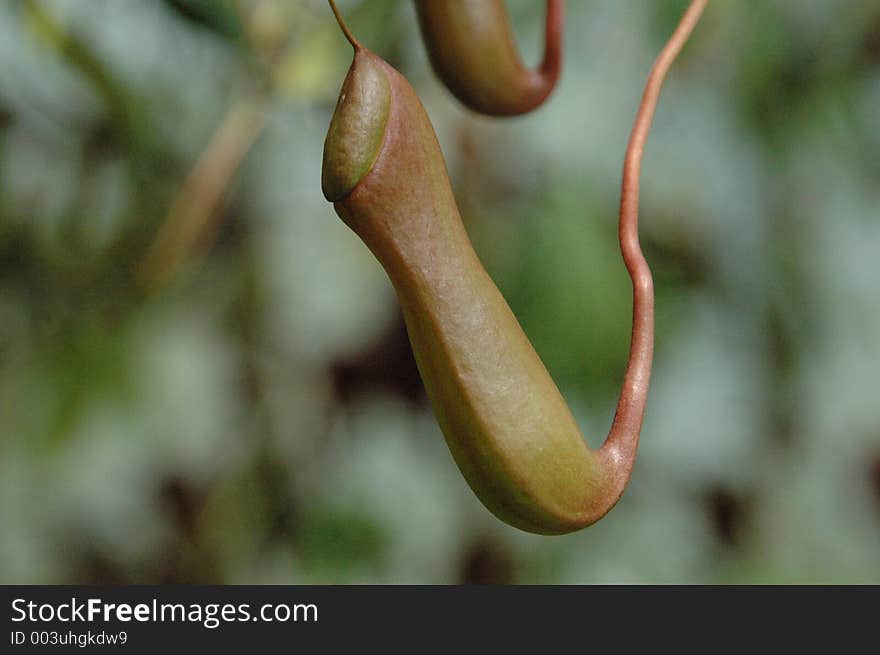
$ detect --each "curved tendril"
[541,0,564,84]
[328,0,362,52]
[598,0,709,495]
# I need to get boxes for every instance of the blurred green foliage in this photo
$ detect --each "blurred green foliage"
[1,0,879,584]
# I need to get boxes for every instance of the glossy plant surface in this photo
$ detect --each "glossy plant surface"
[323,1,707,533]
[414,0,563,116]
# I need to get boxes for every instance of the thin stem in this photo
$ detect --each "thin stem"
[540,0,564,80]
[597,0,708,500]
[328,0,362,51]
[136,97,266,291]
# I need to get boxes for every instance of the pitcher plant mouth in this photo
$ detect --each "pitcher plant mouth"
[321,49,391,203]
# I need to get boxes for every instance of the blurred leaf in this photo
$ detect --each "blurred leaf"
[162,0,244,42]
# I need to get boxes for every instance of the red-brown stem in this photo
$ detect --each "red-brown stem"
[541,0,565,92]
[540,0,564,87]
[596,0,708,508]
[328,0,362,52]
